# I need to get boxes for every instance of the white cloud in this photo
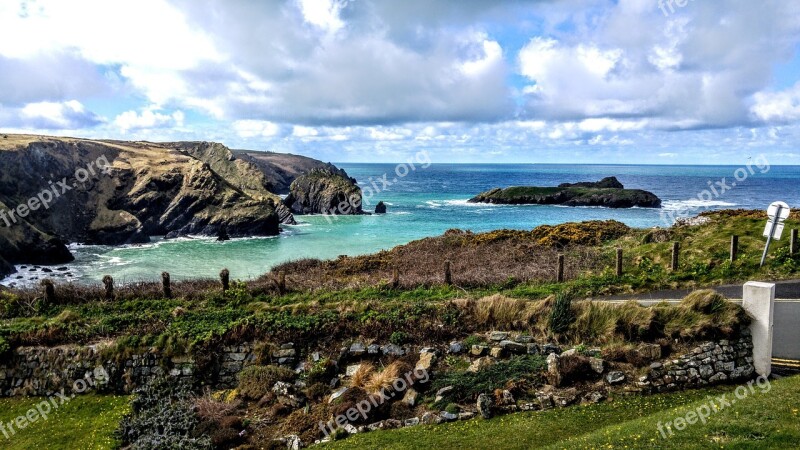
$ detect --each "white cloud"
[233,120,281,138]
[18,100,103,129]
[751,83,800,123]
[297,0,346,32]
[114,108,185,133]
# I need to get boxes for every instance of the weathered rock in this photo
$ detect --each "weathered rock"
[489,347,504,358]
[468,357,495,373]
[349,342,366,356]
[637,343,662,361]
[329,387,348,403]
[402,388,419,406]
[448,342,464,354]
[542,343,561,355]
[374,201,387,214]
[470,345,488,357]
[435,386,454,403]
[606,371,626,385]
[285,168,363,215]
[421,412,442,425]
[477,393,494,419]
[546,353,562,386]
[589,357,605,374]
[416,352,437,372]
[439,411,458,422]
[499,340,528,354]
[489,331,509,342]
[381,344,405,357]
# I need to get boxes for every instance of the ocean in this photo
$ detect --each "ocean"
[3,163,799,287]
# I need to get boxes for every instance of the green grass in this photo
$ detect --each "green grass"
[0,394,130,450]
[324,375,800,449]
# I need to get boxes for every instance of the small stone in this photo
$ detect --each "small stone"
[435,386,453,403]
[439,411,458,422]
[489,347,504,358]
[420,412,442,425]
[514,334,533,344]
[402,388,419,406]
[499,340,528,354]
[561,348,577,357]
[349,342,366,356]
[381,344,405,357]
[367,344,380,355]
[416,352,436,372]
[589,357,604,374]
[606,371,626,385]
[346,364,362,377]
[448,342,463,354]
[470,345,488,357]
[542,343,561,355]
[458,412,475,420]
[526,343,540,355]
[489,331,509,342]
[329,387,348,403]
[468,357,495,373]
[584,391,605,404]
[404,417,420,427]
[477,393,494,419]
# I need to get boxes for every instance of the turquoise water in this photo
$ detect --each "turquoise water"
[4,163,799,286]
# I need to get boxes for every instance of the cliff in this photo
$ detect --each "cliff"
[0,134,351,269]
[469,177,661,208]
[284,168,363,215]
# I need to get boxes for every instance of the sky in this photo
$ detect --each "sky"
[1,0,800,164]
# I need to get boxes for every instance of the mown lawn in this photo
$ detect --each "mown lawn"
[0,394,130,450]
[324,375,800,449]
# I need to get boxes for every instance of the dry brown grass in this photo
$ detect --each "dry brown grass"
[194,394,241,422]
[364,360,414,394]
[349,362,375,388]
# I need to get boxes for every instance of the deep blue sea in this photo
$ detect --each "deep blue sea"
[3,163,799,286]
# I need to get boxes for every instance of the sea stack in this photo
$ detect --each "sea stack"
[375,201,387,214]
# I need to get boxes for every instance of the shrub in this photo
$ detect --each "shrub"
[549,291,575,335]
[389,331,408,346]
[237,365,296,400]
[431,355,546,405]
[118,377,211,449]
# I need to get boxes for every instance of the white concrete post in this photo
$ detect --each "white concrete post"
[742,281,775,377]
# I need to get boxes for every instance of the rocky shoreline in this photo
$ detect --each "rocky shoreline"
[469,176,662,208]
[0,135,362,274]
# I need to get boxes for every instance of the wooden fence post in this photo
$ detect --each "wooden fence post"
[791,229,798,256]
[557,254,565,283]
[41,279,55,305]
[278,271,286,294]
[220,269,230,292]
[102,275,114,301]
[730,235,739,262]
[444,261,452,285]
[162,272,172,298]
[615,248,623,277]
[671,242,680,271]
[391,268,399,289]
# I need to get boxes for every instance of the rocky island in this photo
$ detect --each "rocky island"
[468,177,661,208]
[0,134,361,278]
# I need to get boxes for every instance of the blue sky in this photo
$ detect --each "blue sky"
[1,0,800,164]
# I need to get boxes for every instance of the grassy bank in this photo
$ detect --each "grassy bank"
[323,375,800,449]
[0,210,797,353]
[0,394,130,450]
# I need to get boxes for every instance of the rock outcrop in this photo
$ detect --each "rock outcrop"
[469,177,661,208]
[0,135,350,268]
[375,201,387,214]
[284,168,363,215]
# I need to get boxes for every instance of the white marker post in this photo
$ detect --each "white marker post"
[760,201,791,267]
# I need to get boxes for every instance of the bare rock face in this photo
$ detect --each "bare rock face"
[284,168,363,215]
[0,135,348,268]
[375,201,387,214]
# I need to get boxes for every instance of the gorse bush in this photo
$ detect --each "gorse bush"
[118,377,211,450]
[550,291,575,335]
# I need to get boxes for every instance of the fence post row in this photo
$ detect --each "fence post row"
[444,261,452,285]
[557,254,565,283]
[730,235,739,262]
[615,248,623,277]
